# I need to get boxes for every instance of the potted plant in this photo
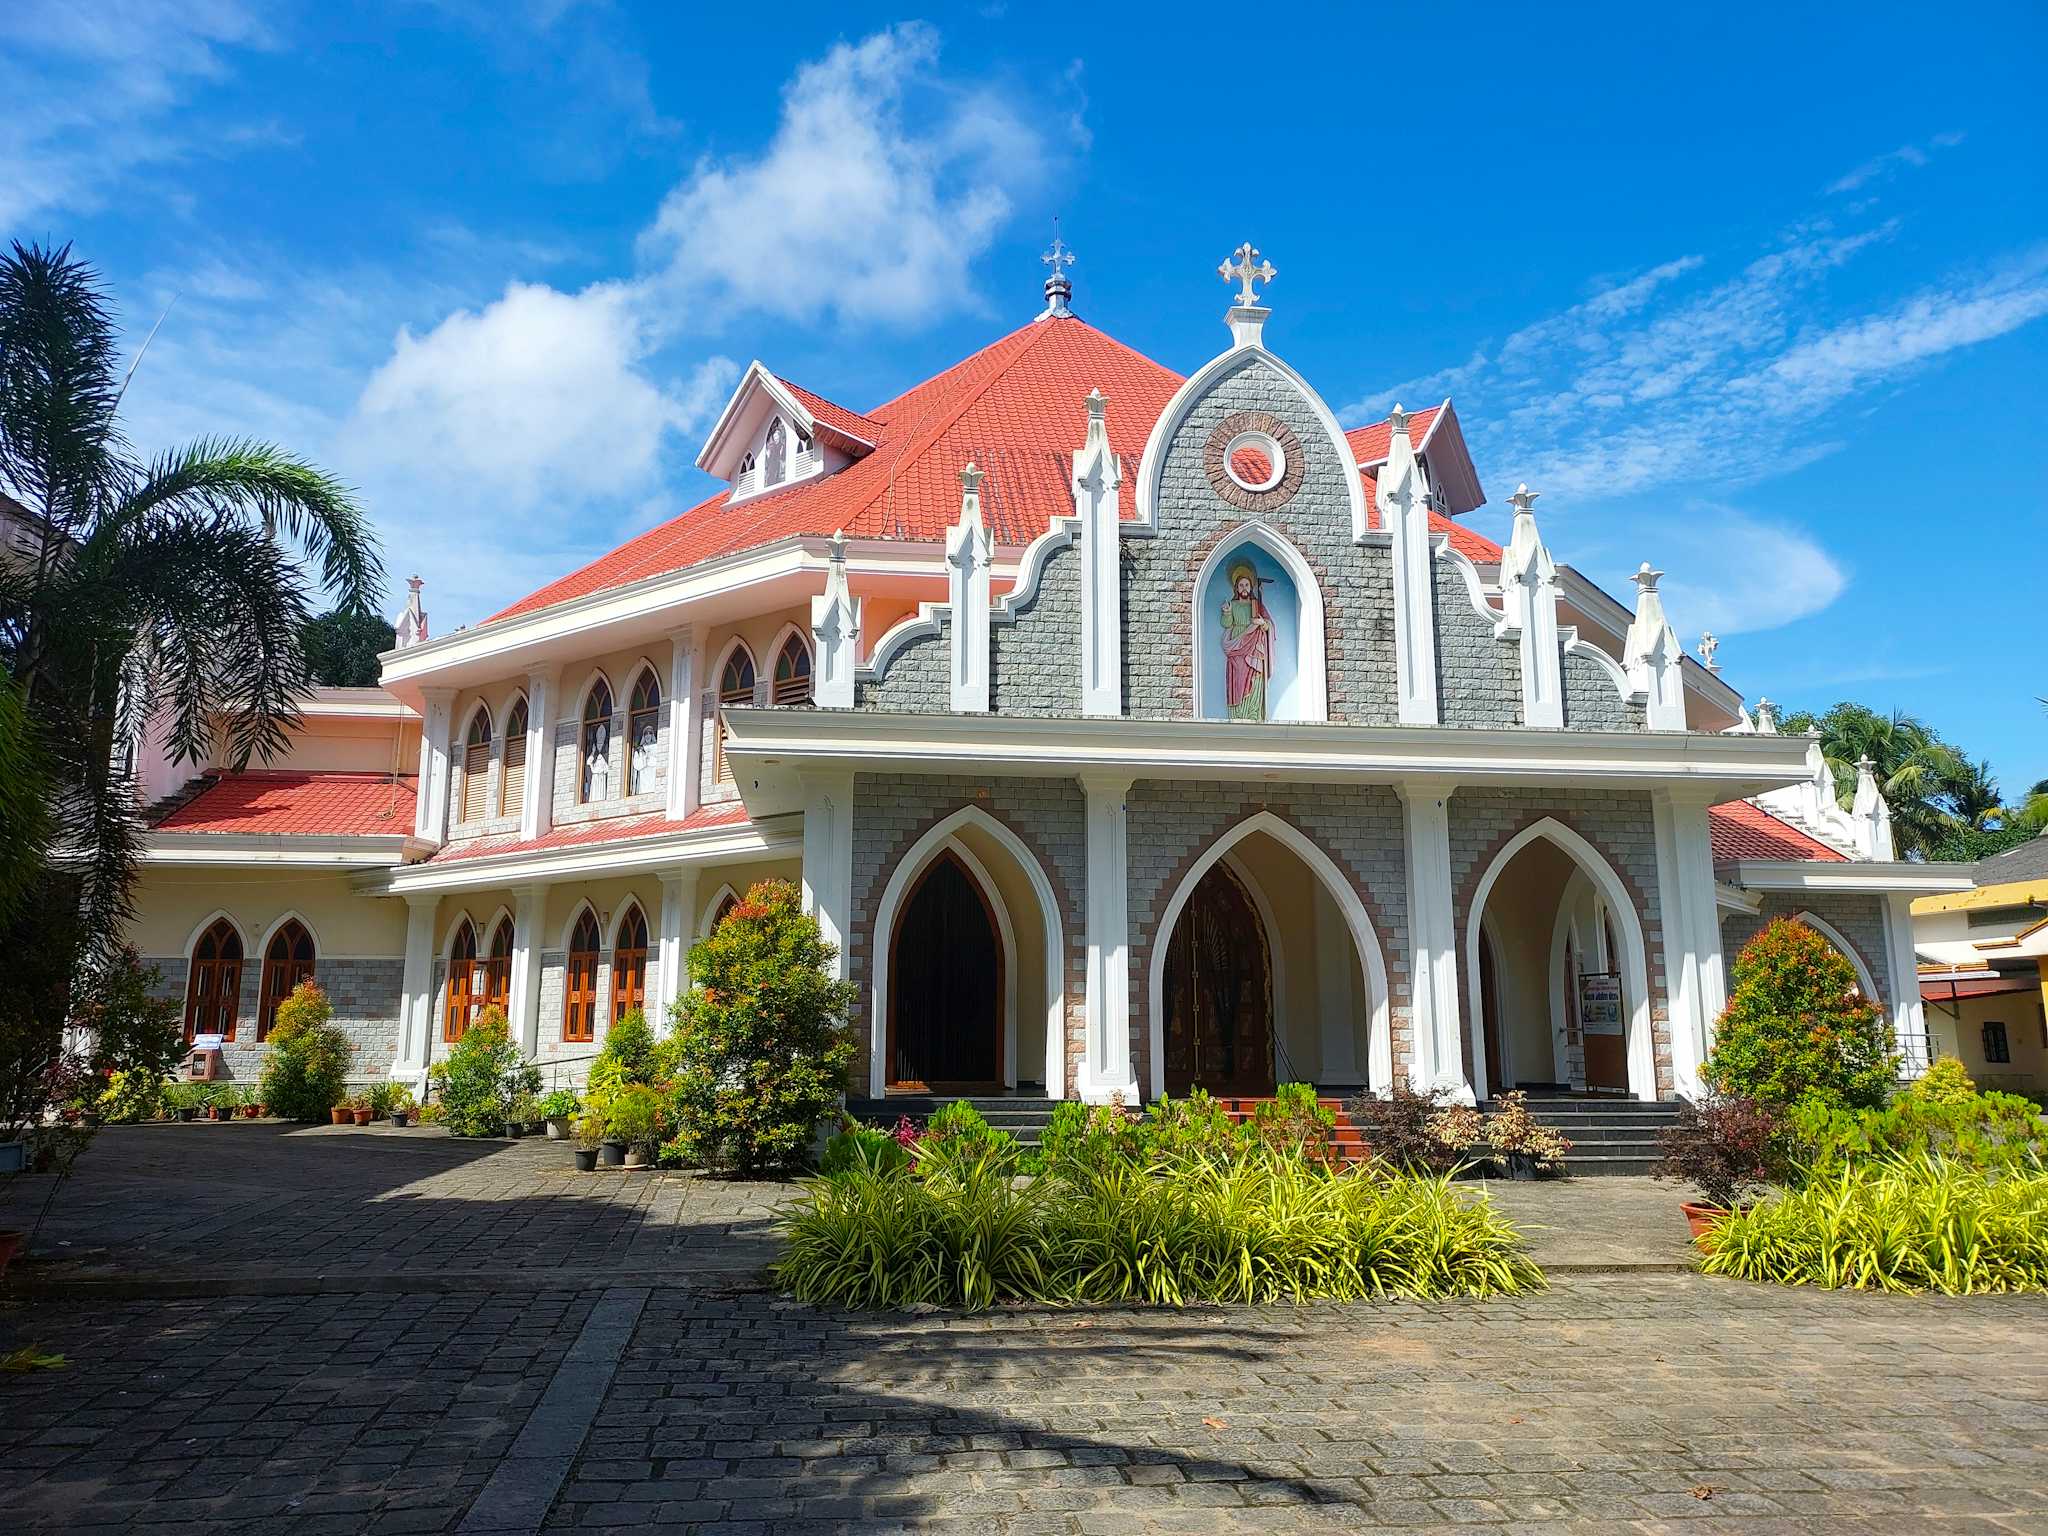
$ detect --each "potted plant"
[1483,1091,1570,1179]
[572,1114,603,1172]
[241,1090,263,1118]
[342,1093,371,1127]
[537,1089,579,1140]
[508,1091,541,1138]
[166,1083,203,1123]
[1654,1095,1785,1242]
[382,1085,417,1127]
[608,1085,662,1168]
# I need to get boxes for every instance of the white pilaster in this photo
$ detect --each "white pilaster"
[1499,485,1565,729]
[1651,787,1721,1099]
[522,667,556,841]
[656,867,699,1019]
[508,885,545,1058]
[415,688,455,844]
[1080,773,1138,1103]
[1884,891,1930,1077]
[1074,388,1124,717]
[1376,406,1440,726]
[394,893,438,1091]
[1396,777,1469,1102]
[800,769,855,981]
[810,533,860,710]
[666,630,701,819]
[946,465,992,713]
[1625,564,1688,731]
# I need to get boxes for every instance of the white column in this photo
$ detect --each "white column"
[656,867,699,1018]
[507,885,545,1058]
[394,893,438,1090]
[1079,773,1139,1103]
[665,631,700,819]
[1397,777,1469,1102]
[1884,892,1930,1077]
[1651,787,1721,1099]
[800,769,855,980]
[1074,388,1124,717]
[946,464,992,712]
[1376,406,1440,726]
[415,688,455,845]
[523,667,557,841]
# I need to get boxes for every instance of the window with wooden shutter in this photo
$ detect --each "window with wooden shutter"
[500,697,528,817]
[185,919,244,1042]
[257,919,315,1040]
[715,646,755,782]
[461,708,491,823]
[772,633,812,705]
[482,918,513,1016]
[564,910,601,1042]
[444,919,479,1041]
[612,904,649,1023]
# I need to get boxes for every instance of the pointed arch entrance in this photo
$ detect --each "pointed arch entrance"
[887,850,1004,1091]
[1464,818,1657,1102]
[1161,861,1274,1096]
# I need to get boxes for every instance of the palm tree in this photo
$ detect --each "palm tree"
[0,242,381,985]
[1938,756,2003,832]
[1779,702,1967,859]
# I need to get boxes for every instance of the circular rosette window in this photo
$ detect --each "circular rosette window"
[1204,410,1306,512]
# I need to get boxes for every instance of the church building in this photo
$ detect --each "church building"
[125,244,1971,1109]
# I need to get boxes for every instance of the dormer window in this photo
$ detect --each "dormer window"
[763,419,787,486]
[739,452,754,475]
[695,362,877,504]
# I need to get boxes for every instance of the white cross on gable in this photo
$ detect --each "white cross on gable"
[1219,242,1276,306]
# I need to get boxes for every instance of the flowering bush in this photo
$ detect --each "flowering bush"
[665,879,857,1175]
[1484,1091,1571,1168]
[1705,919,1894,1111]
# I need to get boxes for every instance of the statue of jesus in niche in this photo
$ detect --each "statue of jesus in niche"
[1220,562,1274,721]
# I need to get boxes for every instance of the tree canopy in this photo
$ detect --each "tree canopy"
[302,607,397,687]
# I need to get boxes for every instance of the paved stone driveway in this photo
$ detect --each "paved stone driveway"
[5,1126,2047,1534]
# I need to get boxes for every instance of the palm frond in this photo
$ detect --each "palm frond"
[0,242,126,534]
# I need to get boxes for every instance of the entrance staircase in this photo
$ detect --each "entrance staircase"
[845,1095,1058,1149]
[1488,1095,1680,1176]
[1215,1096,1371,1166]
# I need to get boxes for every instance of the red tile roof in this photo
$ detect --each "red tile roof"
[154,772,417,838]
[1357,469,1504,561]
[426,799,751,864]
[492,318,1495,621]
[1709,800,1848,863]
[1344,406,1443,467]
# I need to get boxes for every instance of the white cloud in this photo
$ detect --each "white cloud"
[1655,510,1848,637]
[1826,130,1965,195]
[638,22,1051,327]
[0,0,272,227]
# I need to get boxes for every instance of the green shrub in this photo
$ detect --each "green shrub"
[1037,1099,1142,1175]
[69,947,183,1090]
[915,1100,1021,1177]
[1346,1084,1477,1174]
[1701,1154,2048,1293]
[1705,918,1895,1111]
[1139,1090,1245,1163]
[1244,1082,1338,1160]
[1910,1055,1979,1106]
[776,1147,1545,1311]
[438,1007,540,1137]
[1787,1083,2045,1176]
[589,1008,656,1098]
[821,1122,911,1177]
[258,982,352,1120]
[96,1069,164,1124]
[536,1088,579,1120]
[605,1083,664,1145]
[666,879,857,1175]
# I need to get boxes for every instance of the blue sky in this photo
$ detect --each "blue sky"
[6,2,2045,796]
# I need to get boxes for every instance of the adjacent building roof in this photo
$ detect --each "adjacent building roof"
[493,316,1495,622]
[153,771,417,838]
[424,799,751,864]
[1709,799,1849,863]
[1972,832,2048,886]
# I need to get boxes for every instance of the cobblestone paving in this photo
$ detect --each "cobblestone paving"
[6,1276,2046,1534]
[7,1123,786,1284]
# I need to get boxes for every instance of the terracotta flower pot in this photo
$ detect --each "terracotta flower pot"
[352,1107,372,1126]
[330,1106,350,1125]
[1680,1201,1727,1243]
[242,1104,261,1119]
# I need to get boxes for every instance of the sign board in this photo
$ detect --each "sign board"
[191,1034,226,1051]
[1577,971,1622,1032]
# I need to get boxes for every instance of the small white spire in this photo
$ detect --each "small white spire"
[1852,754,1896,860]
[809,531,859,708]
[1499,484,1562,728]
[1698,631,1720,673]
[1074,389,1123,717]
[394,574,428,649]
[946,462,993,712]
[1625,563,1687,730]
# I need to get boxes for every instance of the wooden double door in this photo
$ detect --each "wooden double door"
[1161,863,1275,1097]
[888,852,1003,1091]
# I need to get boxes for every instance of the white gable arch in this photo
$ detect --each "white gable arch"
[867,805,1068,1100]
[710,636,761,704]
[1134,346,1370,540]
[559,899,603,954]
[1189,522,1328,723]
[571,667,615,721]
[1145,810,1392,1099]
[698,883,742,938]
[607,895,652,952]
[1466,817,1657,1103]
[183,908,250,958]
[255,909,321,959]
[1792,909,1881,1002]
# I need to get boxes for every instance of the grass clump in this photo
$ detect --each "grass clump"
[774,1145,1543,1312]
[1701,1154,2048,1294]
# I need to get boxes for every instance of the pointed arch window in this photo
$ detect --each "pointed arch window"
[580,679,613,802]
[444,918,481,1041]
[612,904,649,1024]
[772,633,813,706]
[715,645,755,782]
[185,919,244,1043]
[763,418,787,485]
[257,919,316,1040]
[461,708,492,823]
[564,910,601,1043]
[626,670,661,796]
[500,696,528,817]
[482,917,514,1018]
[711,892,739,931]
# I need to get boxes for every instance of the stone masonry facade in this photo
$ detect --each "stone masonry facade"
[144,954,404,1086]
[1721,890,1894,1011]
